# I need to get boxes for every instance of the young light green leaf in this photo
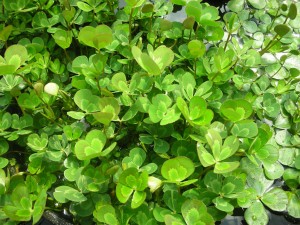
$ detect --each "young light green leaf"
[188,40,206,58]
[161,156,195,182]
[74,130,107,160]
[53,186,87,203]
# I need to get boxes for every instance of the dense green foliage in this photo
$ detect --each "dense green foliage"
[0,0,300,224]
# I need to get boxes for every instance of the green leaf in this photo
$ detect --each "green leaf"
[247,0,266,9]
[0,112,12,130]
[263,93,280,118]
[154,138,170,154]
[220,136,239,161]
[53,186,87,203]
[244,201,268,225]
[125,0,146,8]
[74,130,107,160]
[111,72,129,92]
[213,197,234,213]
[287,3,297,20]
[122,147,146,169]
[74,89,101,113]
[231,120,258,138]
[227,0,244,12]
[181,199,214,225]
[164,214,185,225]
[287,192,300,218]
[32,189,47,225]
[261,188,288,212]
[205,129,222,160]
[17,92,41,109]
[148,94,172,123]
[188,40,206,58]
[67,111,85,120]
[255,144,278,165]
[132,46,160,75]
[197,143,215,167]
[94,204,119,225]
[27,133,48,151]
[220,99,253,122]
[78,25,113,50]
[153,206,172,223]
[160,105,181,125]
[131,191,146,209]
[0,25,13,42]
[116,184,133,203]
[0,139,9,155]
[214,161,240,174]
[185,1,202,23]
[5,44,28,66]
[0,157,9,169]
[52,29,72,49]
[161,156,195,182]
[132,45,174,75]
[77,1,93,12]
[274,24,291,38]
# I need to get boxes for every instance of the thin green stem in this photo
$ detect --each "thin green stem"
[63,48,71,63]
[259,34,279,55]
[128,8,134,44]
[224,32,231,51]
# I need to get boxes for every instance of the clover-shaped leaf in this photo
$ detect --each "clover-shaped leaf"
[244,202,268,225]
[122,147,146,169]
[53,186,87,203]
[148,94,173,123]
[78,25,113,50]
[116,168,148,208]
[220,99,253,122]
[111,72,130,92]
[93,97,120,125]
[27,133,48,151]
[177,96,214,126]
[261,188,288,212]
[3,0,30,11]
[52,29,72,49]
[17,92,41,110]
[93,204,119,225]
[0,44,28,75]
[74,130,107,160]
[231,120,258,138]
[198,129,240,173]
[263,93,280,118]
[132,45,174,76]
[3,184,32,221]
[181,199,214,225]
[161,156,195,182]
[74,89,101,113]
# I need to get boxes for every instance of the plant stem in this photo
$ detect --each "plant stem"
[194,59,197,77]
[224,32,231,51]
[63,48,71,63]
[128,8,134,44]
[259,34,279,55]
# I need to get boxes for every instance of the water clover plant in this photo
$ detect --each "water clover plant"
[0,0,300,225]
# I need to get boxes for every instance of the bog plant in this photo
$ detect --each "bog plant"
[0,0,300,224]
